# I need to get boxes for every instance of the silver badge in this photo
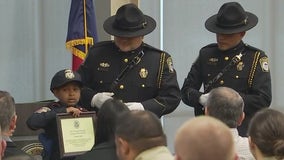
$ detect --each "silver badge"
[99,62,110,68]
[65,69,75,79]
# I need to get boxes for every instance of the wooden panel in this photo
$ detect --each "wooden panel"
[11,102,52,158]
[14,102,50,136]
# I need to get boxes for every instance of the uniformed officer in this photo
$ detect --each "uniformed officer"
[26,69,87,160]
[181,2,271,136]
[78,3,181,117]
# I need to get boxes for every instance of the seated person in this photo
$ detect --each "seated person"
[115,110,173,160]
[26,69,87,160]
[205,87,254,160]
[174,116,238,160]
[0,90,34,160]
[0,121,7,159]
[248,108,284,160]
[75,99,129,160]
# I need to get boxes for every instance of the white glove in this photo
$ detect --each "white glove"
[125,102,144,111]
[91,92,114,108]
[199,93,209,106]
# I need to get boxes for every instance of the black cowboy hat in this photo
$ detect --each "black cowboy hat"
[103,3,156,37]
[205,2,258,34]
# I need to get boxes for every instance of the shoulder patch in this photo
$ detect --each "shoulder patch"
[259,57,269,72]
[35,107,51,113]
[166,57,174,73]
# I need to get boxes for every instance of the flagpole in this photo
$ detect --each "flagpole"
[83,0,88,54]
[66,0,97,70]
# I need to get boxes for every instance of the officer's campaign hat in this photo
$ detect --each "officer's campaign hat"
[50,69,82,92]
[205,2,258,34]
[103,3,156,37]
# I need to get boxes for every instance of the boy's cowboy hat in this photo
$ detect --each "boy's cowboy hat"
[103,3,156,37]
[205,2,258,34]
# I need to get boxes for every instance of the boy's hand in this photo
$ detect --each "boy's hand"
[66,107,82,117]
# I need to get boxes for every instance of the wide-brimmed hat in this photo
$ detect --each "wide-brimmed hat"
[205,2,258,34]
[103,3,156,37]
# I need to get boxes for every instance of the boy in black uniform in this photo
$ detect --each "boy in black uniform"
[181,2,271,136]
[78,3,181,117]
[26,69,87,160]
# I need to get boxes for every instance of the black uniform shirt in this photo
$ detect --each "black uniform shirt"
[181,41,271,136]
[78,41,181,117]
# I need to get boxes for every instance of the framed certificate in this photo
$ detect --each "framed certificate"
[56,111,96,158]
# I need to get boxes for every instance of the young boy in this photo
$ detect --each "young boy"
[26,69,87,160]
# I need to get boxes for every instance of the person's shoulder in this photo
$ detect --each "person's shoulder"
[199,43,218,56]
[75,142,117,160]
[244,44,265,54]
[143,43,170,55]
[143,43,162,52]
[90,41,113,49]
[34,102,60,113]
[201,43,218,50]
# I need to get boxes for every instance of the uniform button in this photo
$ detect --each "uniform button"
[220,80,224,85]
[124,59,128,63]
[99,80,103,84]
[235,75,239,79]
[141,84,145,88]
[119,85,124,89]
[224,57,229,61]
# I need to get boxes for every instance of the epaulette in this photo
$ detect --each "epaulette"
[244,44,264,53]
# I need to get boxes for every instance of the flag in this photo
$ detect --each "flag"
[66,0,98,71]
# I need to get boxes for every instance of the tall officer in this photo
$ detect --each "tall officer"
[181,2,271,136]
[78,3,181,117]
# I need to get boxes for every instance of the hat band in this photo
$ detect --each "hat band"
[217,16,248,28]
[114,21,147,31]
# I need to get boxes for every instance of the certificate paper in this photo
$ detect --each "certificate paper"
[56,112,96,158]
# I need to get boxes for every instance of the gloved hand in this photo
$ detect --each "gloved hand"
[125,102,144,111]
[91,92,114,108]
[199,93,209,106]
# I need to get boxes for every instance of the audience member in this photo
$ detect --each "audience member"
[205,87,254,160]
[0,91,34,160]
[0,127,6,160]
[115,110,173,160]
[75,99,129,160]
[248,108,284,160]
[26,69,87,160]
[174,116,237,160]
